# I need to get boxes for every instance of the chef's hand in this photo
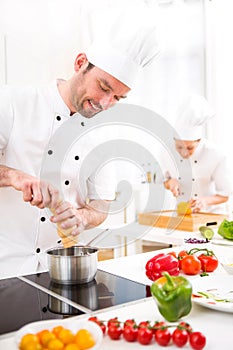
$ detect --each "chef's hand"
[189,197,206,213]
[164,178,180,197]
[50,201,86,236]
[50,200,110,237]
[9,168,60,209]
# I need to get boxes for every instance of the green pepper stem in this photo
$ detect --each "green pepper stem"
[163,272,175,288]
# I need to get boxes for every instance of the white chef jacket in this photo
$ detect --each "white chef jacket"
[164,139,233,214]
[0,81,115,279]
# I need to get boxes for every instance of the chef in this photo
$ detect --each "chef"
[0,4,160,279]
[164,95,233,214]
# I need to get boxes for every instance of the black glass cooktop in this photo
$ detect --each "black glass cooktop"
[0,270,150,335]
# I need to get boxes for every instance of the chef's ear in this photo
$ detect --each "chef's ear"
[74,53,88,72]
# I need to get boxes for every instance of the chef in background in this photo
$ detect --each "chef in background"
[0,3,160,279]
[164,95,233,214]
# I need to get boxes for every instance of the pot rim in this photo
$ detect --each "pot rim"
[46,245,98,257]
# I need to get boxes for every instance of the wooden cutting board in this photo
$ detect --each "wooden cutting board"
[138,210,227,232]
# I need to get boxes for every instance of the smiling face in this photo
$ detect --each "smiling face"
[66,53,130,118]
[174,139,200,159]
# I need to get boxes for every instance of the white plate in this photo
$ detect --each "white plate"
[192,274,233,313]
[15,318,103,349]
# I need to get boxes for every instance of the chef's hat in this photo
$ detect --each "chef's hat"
[85,2,160,88]
[174,95,215,140]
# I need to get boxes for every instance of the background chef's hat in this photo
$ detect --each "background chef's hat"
[174,95,215,140]
[84,1,160,88]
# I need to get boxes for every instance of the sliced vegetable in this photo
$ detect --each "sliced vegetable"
[218,219,233,240]
[199,226,214,239]
[151,272,192,322]
[145,253,179,281]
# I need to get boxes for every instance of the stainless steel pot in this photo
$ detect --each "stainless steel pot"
[46,246,98,285]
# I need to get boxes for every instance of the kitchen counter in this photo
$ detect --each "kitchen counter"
[1,243,233,349]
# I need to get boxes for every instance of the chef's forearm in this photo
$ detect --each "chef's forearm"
[204,194,228,206]
[0,165,15,187]
[78,200,110,229]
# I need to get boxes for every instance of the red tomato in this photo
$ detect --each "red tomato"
[172,328,189,347]
[88,316,106,334]
[137,327,153,345]
[138,320,151,328]
[178,321,193,333]
[123,319,137,328]
[178,250,188,269]
[155,328,171,346]
[123,325,138,342]
[107,317,120,327]
[168,251,178,259]
[152,321,167,334]
[198,254,218,272]
[189,331,206,350]
[180,255,202,275]
[107,325,123,340]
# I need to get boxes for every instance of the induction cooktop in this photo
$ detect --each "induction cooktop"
[0,270,150,335]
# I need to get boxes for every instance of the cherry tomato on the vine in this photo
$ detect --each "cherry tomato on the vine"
[172,327,189,347]
[178,321,193,333]
[155,328,171,346]
[88,316,106,334]
[198,254,218,272]
[189,331,206,350]
[107,325,123,340]
[180,255,202,275]
[138,320,151,328]
[123,319,137,328]
[152,321,167,334]
[123,325,138,342]
[107,317,120,327]
[137,327,153,345]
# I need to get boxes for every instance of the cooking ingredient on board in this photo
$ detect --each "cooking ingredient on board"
[89,316,206,348]
[177,201,192,215]
[145,253,179,281]
[198,226,214,240]
[150,272,192,322]
[19,326,96,350]
[218,219,233,240]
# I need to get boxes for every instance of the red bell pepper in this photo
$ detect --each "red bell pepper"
[145,253,179,281]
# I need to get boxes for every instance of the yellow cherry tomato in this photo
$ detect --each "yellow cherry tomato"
[52,325,64,338]
[20,341,42,350]
[47,338,64,350]
[37,330,56,347]
[75,329,95,350]
[20,334,39,349]
[57,328,74,344]
[64,344,81,350]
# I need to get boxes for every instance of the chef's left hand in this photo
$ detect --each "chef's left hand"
[50,201,87,236]
[189,197,206,213]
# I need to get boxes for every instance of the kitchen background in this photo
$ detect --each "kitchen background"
[0,0,233,227]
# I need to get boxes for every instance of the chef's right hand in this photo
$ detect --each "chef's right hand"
[165,178,180,197]
[9,168,60,209]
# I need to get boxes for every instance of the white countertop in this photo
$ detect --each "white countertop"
[1,241,233,349]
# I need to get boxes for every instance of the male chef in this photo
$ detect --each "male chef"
[0,3,160,278]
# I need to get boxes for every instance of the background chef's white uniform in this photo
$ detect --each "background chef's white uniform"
[164,95,233,214]
[0,81,115,279]
[165,138,232,213]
